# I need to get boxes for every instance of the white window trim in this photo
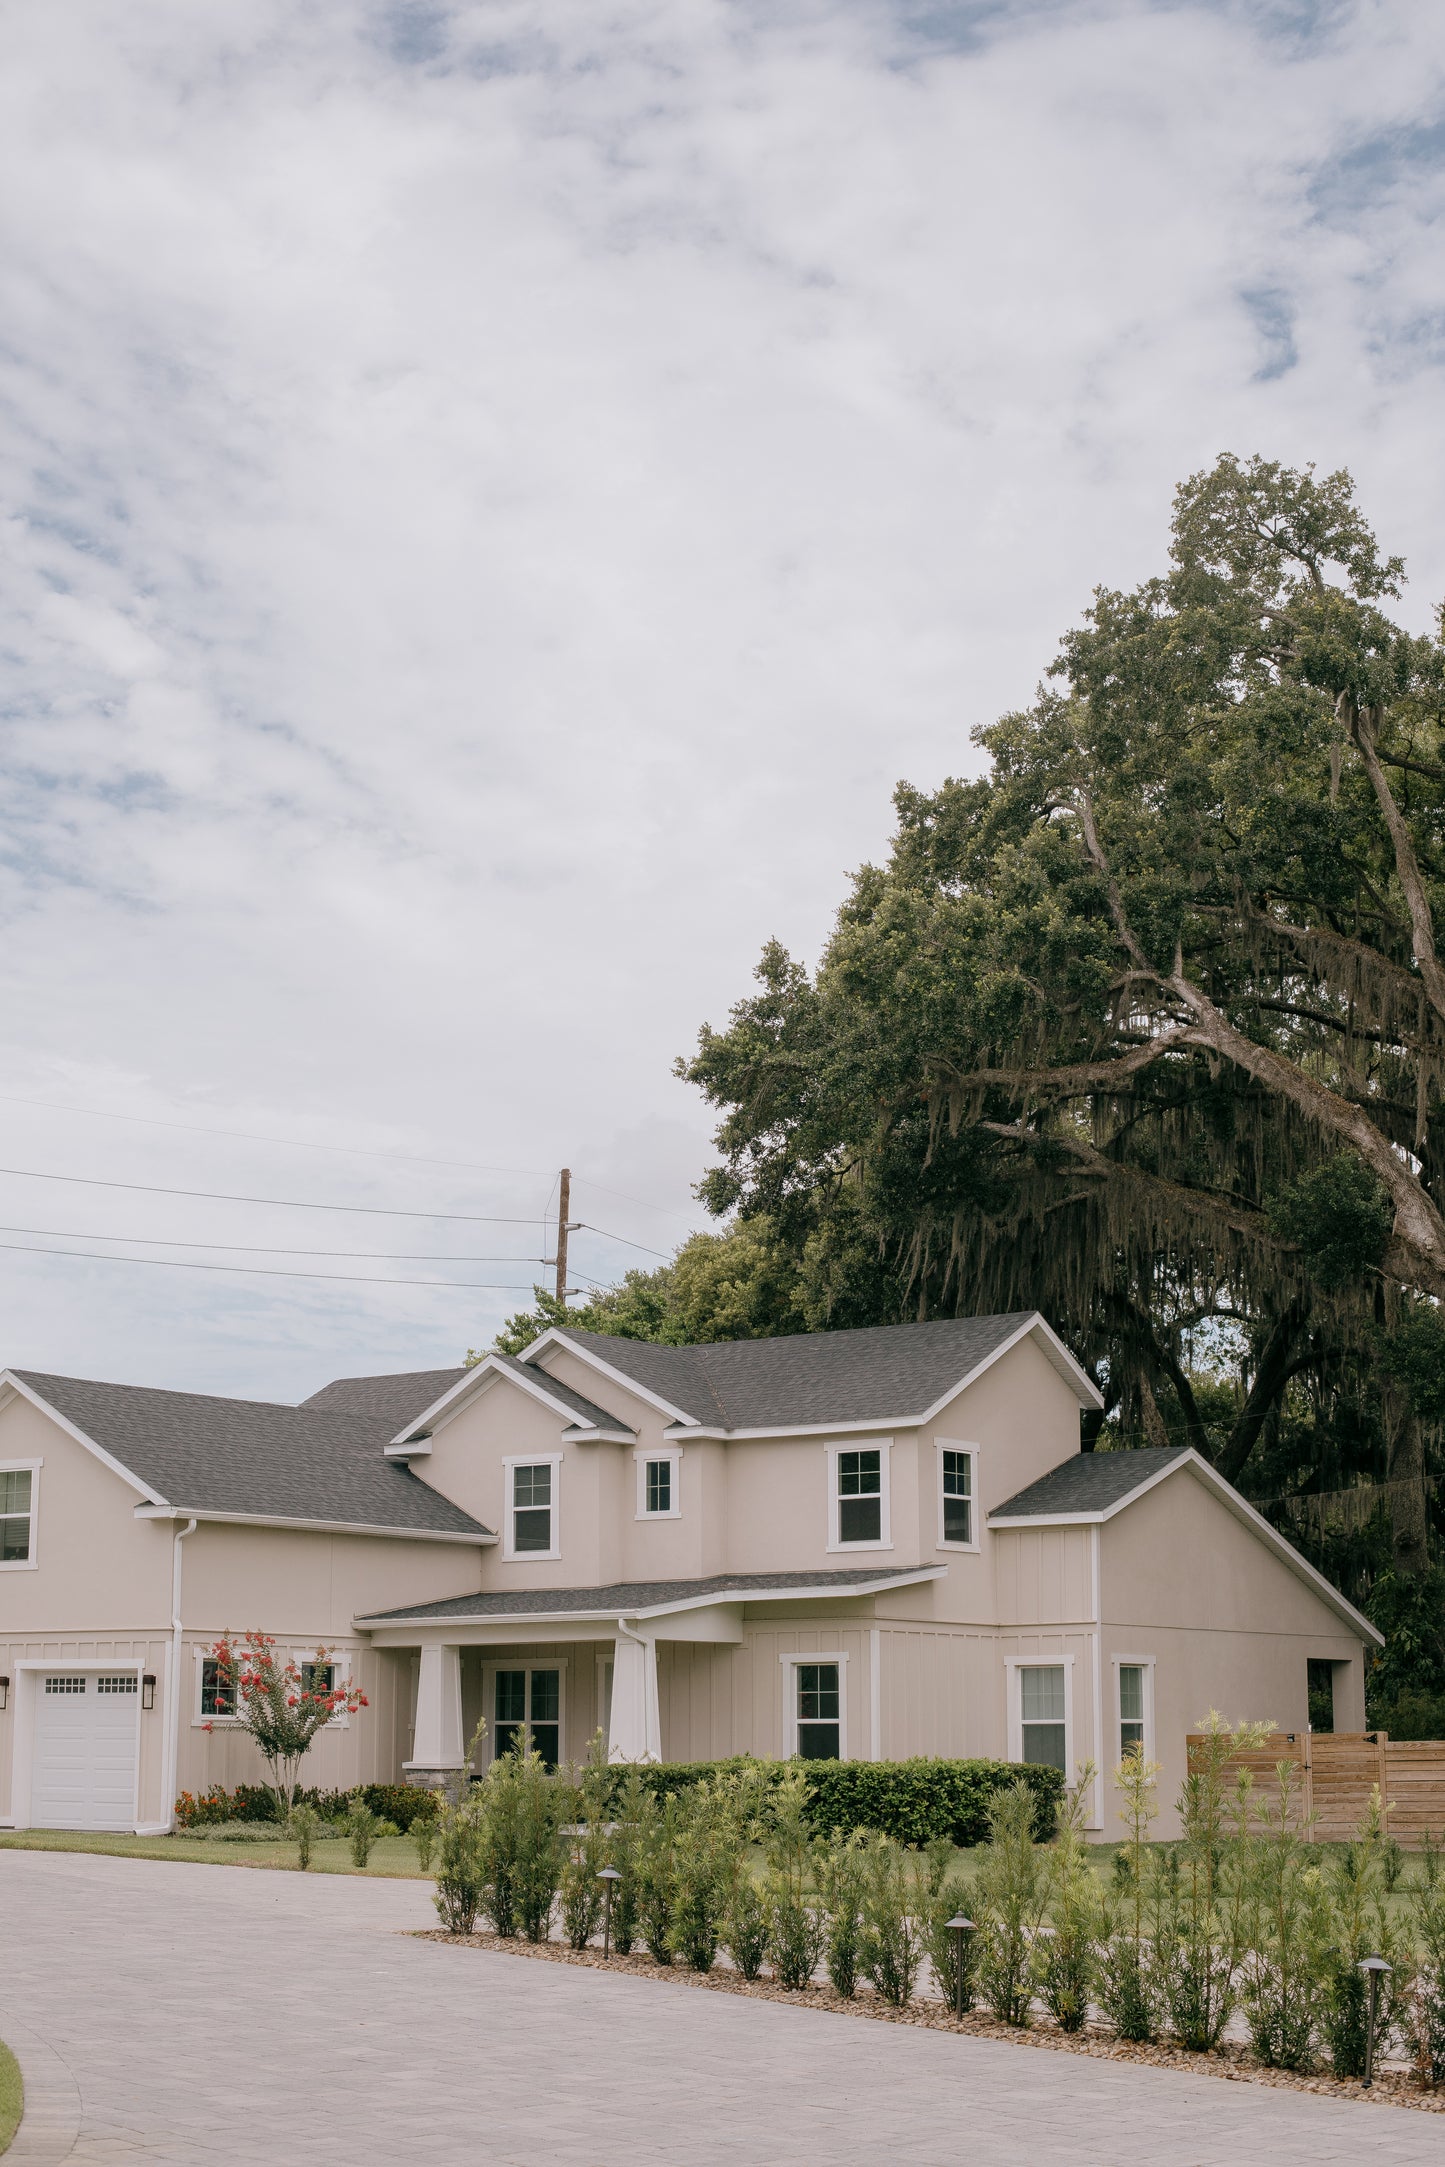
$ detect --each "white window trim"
[1004,1654,1076,1775]
[0,1457,41,1572]
[1112,1653,1156,1767]
[825,1439,892,1554]
[634,1447,682,1520]
[935,1439,981,1553]
[780,1651,849,1760]
[502,1452,563,1562]
[481,1657,569,1769]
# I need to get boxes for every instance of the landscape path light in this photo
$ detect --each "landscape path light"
[599,1866,622,1960]
[945,1915,975,2021]
[1358,1956,1392,2086]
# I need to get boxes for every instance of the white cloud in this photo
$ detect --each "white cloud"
[0,0,1443,1393]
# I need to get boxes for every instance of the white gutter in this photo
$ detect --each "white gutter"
[162,1518,197,1831]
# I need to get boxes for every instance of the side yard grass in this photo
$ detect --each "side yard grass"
[0,2038,22,2157]
[0,1828,430,1876]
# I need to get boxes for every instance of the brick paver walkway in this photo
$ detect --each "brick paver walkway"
[1,1849,1440,2165]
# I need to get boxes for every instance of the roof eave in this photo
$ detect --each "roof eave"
[355,1565,947,1630]
[1,1371,167,1504]
[520,1329,701,1426]
[134,1503,496,1545]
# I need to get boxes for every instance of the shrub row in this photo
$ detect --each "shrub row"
[596,1756,1064,1846]
[175,1781,440,1832]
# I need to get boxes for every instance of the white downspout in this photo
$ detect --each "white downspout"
[162,1517,197,1830]
[1090,1523,1104,1832]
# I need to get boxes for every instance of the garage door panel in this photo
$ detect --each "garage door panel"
[33,1673,138,1830]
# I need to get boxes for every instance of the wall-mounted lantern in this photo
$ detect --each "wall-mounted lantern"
[142,1675,157,1710]
[0,1676,8,1711]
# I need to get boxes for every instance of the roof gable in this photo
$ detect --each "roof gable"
[5,1370,492,1542]
[523,1312,1102,1434]
[990,1444,1381,1646]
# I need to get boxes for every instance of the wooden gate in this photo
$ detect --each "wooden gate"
[1184,1729,1445,1845]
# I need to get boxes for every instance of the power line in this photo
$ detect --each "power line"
[0,1165,554,1223]
[575,1222,671,1260]
[0,1237,538,1291]
[0,1223,551,1261]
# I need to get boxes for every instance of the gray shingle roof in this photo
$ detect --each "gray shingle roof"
[12,1371,492,1540]
[537,1314,1063,1431]
[487,1354,635,1436]
[991,1447,1189,1521]
[360,1566,937,1623]
[301,1368,469,1426]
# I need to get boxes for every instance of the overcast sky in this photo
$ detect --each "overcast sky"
[2,0,1443,1398]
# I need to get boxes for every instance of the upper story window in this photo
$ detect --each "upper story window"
[827,1442,891,1550]
[635,1448,682,1519]
[936,1441,980,1551]
[503,1455,562,1560]
[0,1464,37,1567]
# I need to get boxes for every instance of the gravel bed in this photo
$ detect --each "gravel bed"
[414,1928,1444,2115]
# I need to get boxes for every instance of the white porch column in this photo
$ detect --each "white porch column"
[403,1642,468,1788]
[608,1623,661,1762]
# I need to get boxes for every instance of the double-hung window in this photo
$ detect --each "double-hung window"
[828,1443,890,1549]
[503,1455,561,1559]
[1118,1662,1151,1760]
[200,1657,237,1719]
[1019,1664,1067,1772]
[493,1667,562,1770]
[785,1657,844,1759]
[0,1465,37,1565]
[636,1448,681,1518]
[937,1442,979,1549]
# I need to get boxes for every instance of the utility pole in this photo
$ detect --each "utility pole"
[555,1168,573,1305]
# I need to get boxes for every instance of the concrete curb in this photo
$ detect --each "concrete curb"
[0,2008,81,2164]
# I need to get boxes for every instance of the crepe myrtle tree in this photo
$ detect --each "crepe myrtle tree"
[204,1631,367,1818]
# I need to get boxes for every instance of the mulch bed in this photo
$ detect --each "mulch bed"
[412,1930,1443,2115]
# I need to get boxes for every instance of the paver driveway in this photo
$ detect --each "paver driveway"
[1,1850,1440,2167]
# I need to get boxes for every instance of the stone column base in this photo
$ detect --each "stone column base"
[401,1762,472,1799]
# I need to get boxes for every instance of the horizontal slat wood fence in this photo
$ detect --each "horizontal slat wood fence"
[1184,1730,1445,1846]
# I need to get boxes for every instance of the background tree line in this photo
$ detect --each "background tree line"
[494,456,1445,1728]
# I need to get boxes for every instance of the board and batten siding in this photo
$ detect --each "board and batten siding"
[0,1632,173,1826]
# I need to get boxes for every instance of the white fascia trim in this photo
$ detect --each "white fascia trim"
[0,1371,165,1502]
[354,1565,947,1631]
[388,1353,627,1448]
[132,1503,494,1545]
[991,1449,1383,1646]
[519,1330,701,1427]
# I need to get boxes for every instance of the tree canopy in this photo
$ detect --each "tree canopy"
[677,455,1445,1610]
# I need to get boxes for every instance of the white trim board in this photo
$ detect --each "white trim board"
[389,1355,636,1453]
[133,1504,491,1545]
[0,1374,162,1502]
[355,1566,947,1632]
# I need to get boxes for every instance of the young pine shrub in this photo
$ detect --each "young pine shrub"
[1407,1832,1445,2088]
[974,1780,1048,2027]
[637,1788,683,1965]
[433,1791,486,1934]
[512,1747,567,1942]
[414,1811,437,1876]
[765,1770,826,1991]
[723,1873,772,1982]
[1237,1757,1325,2072]
[289,1800,321,1872]
[1095,1748,1163,2043]
[669,1777,745,1972]
[559,1736,611,1951]
[605,1767,648,1956]
[919,1837,977,2016]
[819,1830,868,2000]
[1034,1768,1099,2033]
[1152,1712,1265,2052]
[858,1834,923,2008]
[343,1791,398,1869]
[1316,1787,1404,2079]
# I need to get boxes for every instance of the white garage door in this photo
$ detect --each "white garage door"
[32,1672,139,1830]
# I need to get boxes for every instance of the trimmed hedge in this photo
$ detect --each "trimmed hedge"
[601,1756,1064,1846]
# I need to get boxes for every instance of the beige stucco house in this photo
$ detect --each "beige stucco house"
[0,1312,1379,1841]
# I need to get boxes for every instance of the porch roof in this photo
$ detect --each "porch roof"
[356,1564,944,1627]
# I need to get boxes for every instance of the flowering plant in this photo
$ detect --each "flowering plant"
[204,1631,367,1817]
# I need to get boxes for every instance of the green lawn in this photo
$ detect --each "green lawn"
[0,2038,22,2158]
[0,1828,432,1876]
